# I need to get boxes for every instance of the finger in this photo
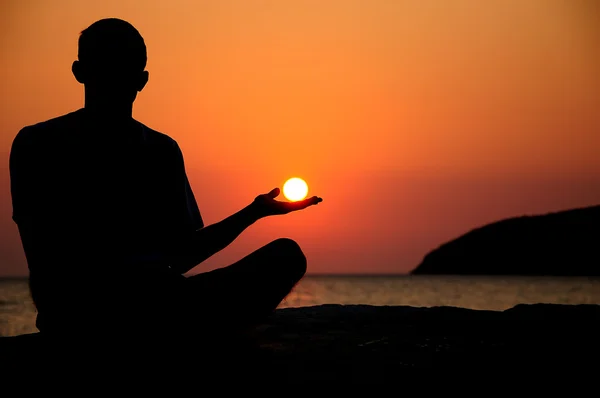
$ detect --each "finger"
[304,196,322,205]
[287,196,322,210]
[267,187,280,198]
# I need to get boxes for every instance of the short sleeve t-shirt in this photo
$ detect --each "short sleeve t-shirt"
[10,108,203,278]
[10,108,204,332]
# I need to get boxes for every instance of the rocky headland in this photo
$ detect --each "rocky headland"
[412,205,600,276]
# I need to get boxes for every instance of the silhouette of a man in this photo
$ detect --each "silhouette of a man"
[9,18,322,341]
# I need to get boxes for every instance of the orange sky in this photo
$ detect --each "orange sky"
[1,0,599,276]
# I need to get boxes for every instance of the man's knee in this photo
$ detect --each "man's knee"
[269,238,307,281]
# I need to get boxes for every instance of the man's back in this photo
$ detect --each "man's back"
[10,108,203,334]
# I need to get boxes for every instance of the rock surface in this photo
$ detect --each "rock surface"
[412,205,600,275]
[1,303,598,384]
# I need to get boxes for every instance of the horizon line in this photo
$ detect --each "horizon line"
[0,272,414,280]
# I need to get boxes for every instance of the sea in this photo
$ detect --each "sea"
[1,274,599,337]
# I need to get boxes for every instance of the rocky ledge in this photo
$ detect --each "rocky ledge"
[412,205,600,275]
[1,303,599,384]
[411,205,600,277]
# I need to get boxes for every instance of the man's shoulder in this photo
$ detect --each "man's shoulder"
[138,122,181,152]
[13,109,83,146]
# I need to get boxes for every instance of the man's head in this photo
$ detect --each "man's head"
[72,18,149,107]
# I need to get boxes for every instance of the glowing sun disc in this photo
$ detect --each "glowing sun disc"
[283,178,308,202]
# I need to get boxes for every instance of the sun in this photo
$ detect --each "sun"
[283,177,308,202]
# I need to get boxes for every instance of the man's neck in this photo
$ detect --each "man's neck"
[82,104,133,122]
[80,105,142,143]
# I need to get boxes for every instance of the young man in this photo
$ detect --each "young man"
[9,18,322,342]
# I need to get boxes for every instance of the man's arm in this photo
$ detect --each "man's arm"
[159,140,261,274]
[168,203,259,274]
[162,141,322,275]
[164,188,322,275]
[9,127,49,268]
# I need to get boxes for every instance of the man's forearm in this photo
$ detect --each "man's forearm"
[169,203,260,274]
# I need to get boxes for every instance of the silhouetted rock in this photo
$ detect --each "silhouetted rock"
[1,303,598,385]
[412,205,600,276]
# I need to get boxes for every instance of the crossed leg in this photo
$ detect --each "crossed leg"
[177,238,307,336]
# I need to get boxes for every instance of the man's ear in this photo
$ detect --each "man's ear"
[137,71,149,92]
[72,60,85,84]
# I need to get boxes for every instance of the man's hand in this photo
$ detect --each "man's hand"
[251,187,323,219]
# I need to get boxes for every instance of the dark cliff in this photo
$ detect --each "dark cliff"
[412,205,600,276]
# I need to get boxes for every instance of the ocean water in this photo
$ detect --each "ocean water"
[1,275,599,337]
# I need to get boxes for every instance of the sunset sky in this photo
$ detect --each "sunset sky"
[1,0,599,276]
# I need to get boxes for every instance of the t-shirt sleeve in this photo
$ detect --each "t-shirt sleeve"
[9,127,40,225]
[183,168,204,230]
[173,141,204,231]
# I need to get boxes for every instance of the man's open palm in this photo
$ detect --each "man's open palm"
[253,187,322,217]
